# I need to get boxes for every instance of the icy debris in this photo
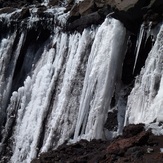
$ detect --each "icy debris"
[28,6,68,29]
[28,8,40,28]
[0,5,68,30]
[160,148,163,153]
[145,122,163,136]
[147,147,154,153]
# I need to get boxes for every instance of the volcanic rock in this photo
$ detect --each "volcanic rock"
[107,130,150,155]
[32,124,163,163]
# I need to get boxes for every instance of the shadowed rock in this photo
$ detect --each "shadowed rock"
[67,11,102,31]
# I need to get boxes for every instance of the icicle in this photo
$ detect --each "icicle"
[0,32,17,118]
[133,24,145,74]
[145,21,153,44]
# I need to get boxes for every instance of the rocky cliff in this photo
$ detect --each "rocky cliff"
[0,0,163,32]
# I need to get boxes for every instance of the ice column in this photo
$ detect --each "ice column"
[133,24,145,74]
[74,18,126,141]
[0,33,25,127]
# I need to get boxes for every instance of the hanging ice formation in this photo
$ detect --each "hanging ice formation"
[125,23,163,132]
[133,23,145,74]
[0,5,127,162]
[73,18,126,141]
[133,22,155,74]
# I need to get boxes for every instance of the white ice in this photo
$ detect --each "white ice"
[74,18,126,141]
[125,23,163,127]
[9,27,95,162]
[4,18,127,163]
[133,23,145,74]
[0,33,24,119]
[40,28,96,153]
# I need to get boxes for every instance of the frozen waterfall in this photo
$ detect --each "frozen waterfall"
[0,15,126,162]
[125,23,163,131]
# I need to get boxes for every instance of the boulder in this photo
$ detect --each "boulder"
[67,11,102,31]
[107,131,150,154]
[78,0,94,15]
[20,8,30,19]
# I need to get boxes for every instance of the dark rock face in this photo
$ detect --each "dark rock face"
[67,0,163,33]
[0,0,162,33]
[32,124,163,163]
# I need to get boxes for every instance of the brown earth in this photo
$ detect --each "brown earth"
[32,124,163,163]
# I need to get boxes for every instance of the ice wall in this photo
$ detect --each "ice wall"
[0,15,126,162]
[74,18,126,141]
[125,23,163,126]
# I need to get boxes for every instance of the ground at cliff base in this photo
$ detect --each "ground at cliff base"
[32,124,163,163]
